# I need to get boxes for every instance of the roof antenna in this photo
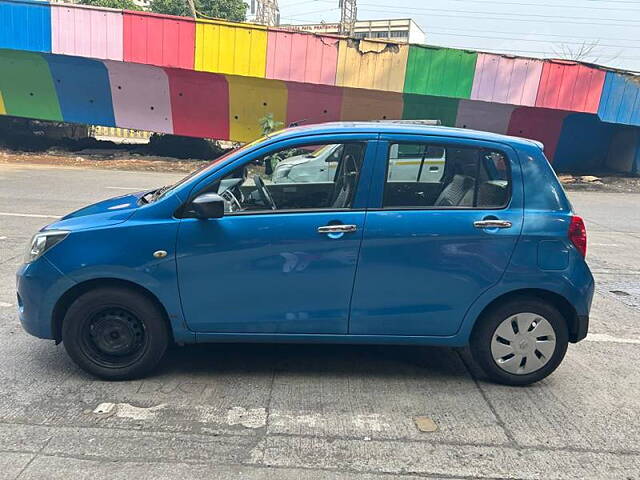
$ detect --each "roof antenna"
[288,118,309,128]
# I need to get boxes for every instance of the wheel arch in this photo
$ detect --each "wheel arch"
[470,288,580,343]
[51,278,175,344]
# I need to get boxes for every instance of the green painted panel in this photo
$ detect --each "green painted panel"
[404,46,477,99]
[0,49,61,121]
[402,94,459,126]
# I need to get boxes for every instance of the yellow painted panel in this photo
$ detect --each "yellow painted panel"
[0,91,5,114]
[227,76,288,143]
[195,19,267,78]
[336,39,408,93]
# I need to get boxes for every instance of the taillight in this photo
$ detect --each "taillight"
[569,215,587,257]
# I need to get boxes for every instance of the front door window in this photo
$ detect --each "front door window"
[191,142,366,215]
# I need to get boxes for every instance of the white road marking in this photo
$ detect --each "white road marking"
[586,333,640,345]
[106,186,148,191]
[93,402,167,420]
[0,302,13,308]
[0,212,60,219]
[591,243,621,247]
[225,406,267,429]
[0,236,6,240]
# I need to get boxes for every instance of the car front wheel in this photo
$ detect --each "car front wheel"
[470,297,569,386]
[62,287,169,380]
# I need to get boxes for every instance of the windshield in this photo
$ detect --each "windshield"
[147,136,268,203]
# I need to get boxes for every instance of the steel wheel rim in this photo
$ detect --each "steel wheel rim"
[490,312,556,375]
[80,307,147,369]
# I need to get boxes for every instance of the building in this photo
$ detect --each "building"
[283,19,425,44]
[132,0,151,9]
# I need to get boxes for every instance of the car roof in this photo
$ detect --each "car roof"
[271,121,544,151]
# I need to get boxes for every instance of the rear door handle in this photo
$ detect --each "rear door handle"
[318,224,357,234]
[474,219,512,229]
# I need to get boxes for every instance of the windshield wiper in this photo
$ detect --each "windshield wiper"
[140,185,171,204]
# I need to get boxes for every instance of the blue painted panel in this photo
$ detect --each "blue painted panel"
[554,113,616,172]
[44,54,116,126]
[0,0,51,53]
[598,72,640,127]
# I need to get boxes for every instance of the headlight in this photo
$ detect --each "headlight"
[24,230,69,264]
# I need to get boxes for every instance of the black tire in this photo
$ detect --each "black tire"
[470,296,569,386]
[62,287,169,380]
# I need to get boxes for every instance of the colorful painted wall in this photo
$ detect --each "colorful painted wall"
[0,0,639,173]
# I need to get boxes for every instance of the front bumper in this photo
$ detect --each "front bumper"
[16,257,75,339]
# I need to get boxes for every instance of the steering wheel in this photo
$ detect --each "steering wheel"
[253,176,277,210]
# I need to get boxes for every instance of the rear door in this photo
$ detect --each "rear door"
[349,135,524,336]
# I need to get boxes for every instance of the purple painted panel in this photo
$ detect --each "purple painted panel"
[103,60,173,133]
[471,53,542,106]
[51,4,123,61]
[266,30,338,85]
[455,99,515,134]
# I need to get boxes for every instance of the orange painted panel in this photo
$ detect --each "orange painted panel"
[341,88,404,121]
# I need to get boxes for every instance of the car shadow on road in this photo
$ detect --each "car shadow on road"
[152,342,478,383]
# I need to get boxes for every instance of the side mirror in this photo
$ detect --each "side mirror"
[191,193,225,219]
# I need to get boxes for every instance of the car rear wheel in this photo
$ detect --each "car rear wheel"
[470,297,568,386]
[62,287,169,380]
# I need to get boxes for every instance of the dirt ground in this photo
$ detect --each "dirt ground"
[0,148,209,174]
[1,147,638,192]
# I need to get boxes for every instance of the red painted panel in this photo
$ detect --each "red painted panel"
[535,60,605,113]
[507,107,569,161]
[286,82,343,127]
[165,68,229,139]
[124,11,195,70]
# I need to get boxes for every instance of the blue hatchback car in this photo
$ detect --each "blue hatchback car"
[17,122,594,385]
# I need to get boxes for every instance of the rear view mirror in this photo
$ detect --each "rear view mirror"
[191,193,225,219]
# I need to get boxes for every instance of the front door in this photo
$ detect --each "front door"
[176,137,376,334]
[350,135,524,336]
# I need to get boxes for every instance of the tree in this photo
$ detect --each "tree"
[77,0,142,10]
[150,0,247,21]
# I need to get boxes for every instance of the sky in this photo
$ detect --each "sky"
[276,0,640,72]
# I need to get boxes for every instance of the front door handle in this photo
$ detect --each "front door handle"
[317,224,357,234]
[474,219,512,229]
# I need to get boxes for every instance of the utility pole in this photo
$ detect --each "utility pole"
[252,0,280,26]
[185,0,197,18]
[338,0,357,36]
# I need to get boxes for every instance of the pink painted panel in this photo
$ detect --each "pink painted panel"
[266,30,338,85]
[286,82,343,126]
[51,4,123,61]
[535,60,606,113]
[471,54,542,106]
[103,60,173,133]
[455,99,515,134]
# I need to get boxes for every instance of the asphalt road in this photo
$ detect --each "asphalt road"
[0,163,639,480]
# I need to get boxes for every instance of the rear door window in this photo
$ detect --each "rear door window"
[384,142,511,209]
